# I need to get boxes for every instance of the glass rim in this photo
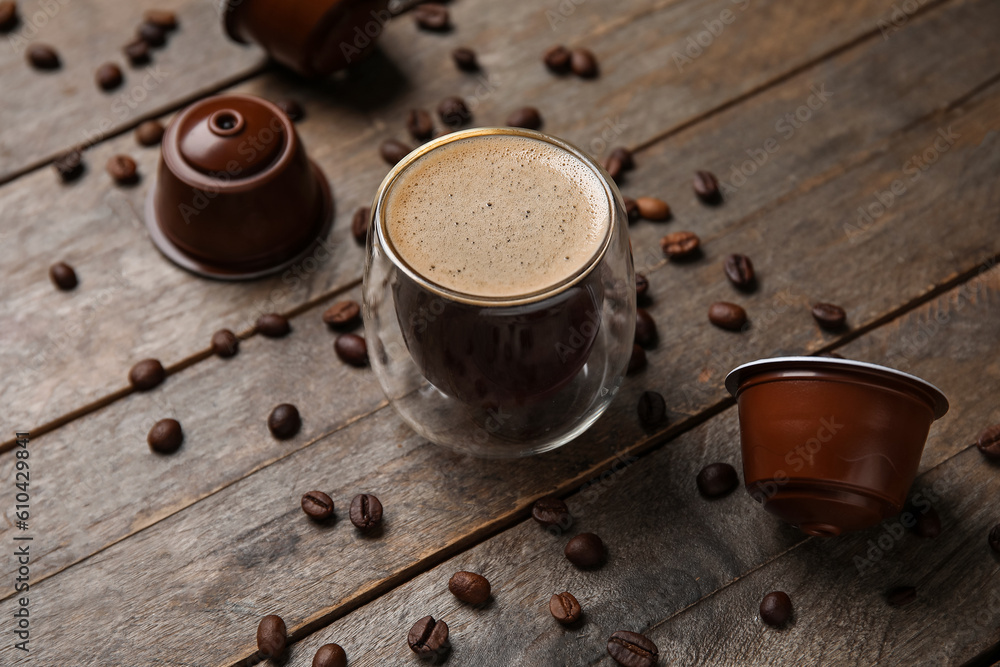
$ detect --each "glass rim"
[371,127,618,307]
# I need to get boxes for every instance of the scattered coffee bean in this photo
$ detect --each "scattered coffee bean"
[531,496,571,528]
[693,170,721,203]
[449,571,491,605]
[760,591,792,627]
[634,308,657,347]
[0,1,18,32]
[407,616,449,658]
[507,106,542,130]
[27,43,59,69]
[147,418,183,454]
[697,462,739,497]
[635,273,649,298]
[570,48,598,78]
[724,253,755,290]
[708,302,747,331]
[268,403,301,440]
[637,391,667,429]
[144,9,177,30]
[660,231,700,259]
[549,592,582,624]
[256,614,287,659]
[312,643,348,667]
[138,22,166,47]
[623,197,640,224]
[322,300,361,330]
[335,333,369,367]
[989,524,1000,554]
[543,45,571,73]
[414,3,449,31]
[135,120,165,146]
[604,154,624,181]
[106,154,138,184]
[607,630,658,667]
[211,328,239,358]
[256,313,290,338]
[349,493,383,531]
[886,585,916,607]
[910,505,942,539]
[452,46,478,71]
[49,261,77,290]
[812,302,847,331]
[380,138,411,166]
[301,490,335,520]
[129,358,165,391]
[627,343,646,374]
[976,423,1000,461]
[406,108,434,141]
[610,146,634,170]
[351,206,371,244]
[53,150,84,181]
[123,39,150,66]
[276,98,304,122]
[636,196,670,221]
[95,62,123,90]
[438,96,471,127]
[565,532,605,569]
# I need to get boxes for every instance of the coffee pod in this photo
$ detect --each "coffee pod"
[145,94,333,279]
[222,0,390,77]
[725,357,948,536]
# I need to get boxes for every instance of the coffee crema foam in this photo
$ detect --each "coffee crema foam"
[384,134,610,299]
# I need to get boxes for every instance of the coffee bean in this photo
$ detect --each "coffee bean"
[276,98,304,122]
[323,300,361,330]
[256,614,287,659]
[406,108,434,141]
[452,46,478,71]
[989,524,1000,554]
[724,254,755,290]
[634,308,657,347]
[301,490,334,520]
[27,43,59,69]
[886,585,916,607]
[0,2,18,31]
[53,150,84,182]
[507,106,542,130]
[147,418,183,454]
[351,206,371,245]
[129,358,165,391]
[211,329,239,358]
[635,273,649,298]
[909,504,942,539]
[144,9,177,30]
[135,120,164,146]
[123,39,150,66]
[49,261,77,290]
[106,154,138,184]
[438,96,471,127]
[138,22,166,47]
[760,591,792,627]
[627,344,646,374]
[604,154,624,181]
[407,616,449,658]
[380,138,411,166]
[549,592,582,624]
[335,333,369,367]
[976,423,1000,461]
[256,313,290,338]
[349,493,383,531]
[623,197,640,224]
[660,231,700,259]
[812,302,847,331]
[708,302,747,331]
[414,3,449,31]
[636,196,670,221]
[697,462,739,497]
[637,391,667,429]
[268,403,301,439]
[531,496,571,528]
[693,170,721,203]
[607,630,658,667]
[570,48,598,78]
[312,643,347,667]
[449,571,491,605]
[565,532,605,569]
[543,45,571,73]
[610,146,634,170]
[95,62,123,90]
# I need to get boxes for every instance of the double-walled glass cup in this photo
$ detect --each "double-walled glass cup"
[362,128,635,457]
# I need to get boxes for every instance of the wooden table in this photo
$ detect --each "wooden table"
[2,0,998,664]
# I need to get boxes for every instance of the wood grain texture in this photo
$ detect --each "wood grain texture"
[0,0,919,441]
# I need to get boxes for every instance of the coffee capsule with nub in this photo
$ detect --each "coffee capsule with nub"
[726,357,948,536]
